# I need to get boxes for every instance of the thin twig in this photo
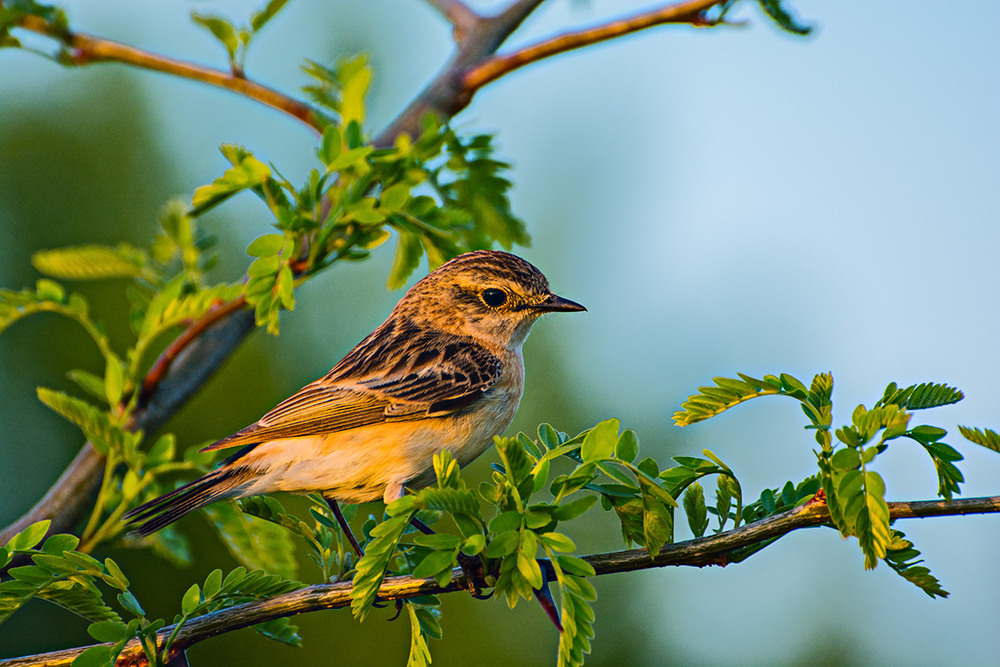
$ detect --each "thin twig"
[13,15,325,134]
[4,495,997,667]
[464,0,727,91]
[138,296,248,404]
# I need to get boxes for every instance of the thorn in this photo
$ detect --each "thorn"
[533,579,562,633]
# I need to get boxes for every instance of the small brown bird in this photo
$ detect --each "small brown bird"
[125,250,585,542]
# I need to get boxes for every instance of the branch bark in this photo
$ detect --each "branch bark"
[4,495,998,667]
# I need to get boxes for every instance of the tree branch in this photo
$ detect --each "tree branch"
[464,0,728,92]
[4,495,998,667]
[12,15,325,134]
[1,0,738,558]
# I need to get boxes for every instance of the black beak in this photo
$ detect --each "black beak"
[534,293,587,313]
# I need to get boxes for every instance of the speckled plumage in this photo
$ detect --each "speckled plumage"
[125,250,584,535]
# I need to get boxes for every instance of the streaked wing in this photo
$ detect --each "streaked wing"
[329,319,502,413]
[201,319,501,452]
[200,384,389,451]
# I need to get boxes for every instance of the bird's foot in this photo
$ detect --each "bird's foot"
[386,598,405,621]
[456,552,493,600]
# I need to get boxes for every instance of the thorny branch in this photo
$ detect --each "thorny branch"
[3,496,998,667]
[1,0,725,552]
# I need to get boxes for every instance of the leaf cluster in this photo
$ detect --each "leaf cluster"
[191,0,290,75]
[674,371,999,594]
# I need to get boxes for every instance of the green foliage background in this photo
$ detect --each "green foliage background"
[2,1,1000,665]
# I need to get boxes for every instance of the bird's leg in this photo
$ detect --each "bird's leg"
[323,495,364,558]
[324,496,395,609]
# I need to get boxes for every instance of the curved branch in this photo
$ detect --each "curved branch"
[138,295,248,404]
[13,15,325,133]
[4,496,998,667]
[464,0,728,92]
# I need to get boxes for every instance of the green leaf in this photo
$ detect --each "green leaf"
[381,183,411,212]
[878,382,964,410]
[551,495,598,522]
[412,550,456,580]
[883,530,948,598]
[32,244,148,281]
[67,369,108,403]
[5,520,50,552]
[614,429,639,463]
[117,591,145,618]
[461,534,486,556]
[318,124,342,165]
[253,617,302,647]
[327,145,373,172]
[757,0,812,35]
[683,482,709,538]
[180,583,201,615]
[87,619,129,643]
[72,646,114,667]
[247,234,285,257]
[411,534,462,550]
[485,531,520,558]
[673,373,784,426]
[958,425,1000,454]
[191,13,239,60]
[580,419,619,462]
[539,532,576,553]
[250,0,290,32]
[192,148,271,211]
[352,513,414,621]
[387,230,423,290]
[337,54,372,128]
[103,558,129,591]
[104,357,124,406]
[406,603,436,667]
[202,569,223,600]
[556,555,595,578]
[36,388,125,455]
[908,425,947,444]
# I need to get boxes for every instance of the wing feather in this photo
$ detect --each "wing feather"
[200,318,502,453]
[201,385,389,451]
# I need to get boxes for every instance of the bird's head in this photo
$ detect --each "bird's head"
[395,250,586,349]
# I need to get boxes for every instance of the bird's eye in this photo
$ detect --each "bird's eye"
[481,288,508,308]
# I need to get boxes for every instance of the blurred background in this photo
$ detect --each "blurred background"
[2,0,999,664]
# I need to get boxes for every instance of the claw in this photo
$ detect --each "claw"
[456,551,489,598]
[386,599,404,621]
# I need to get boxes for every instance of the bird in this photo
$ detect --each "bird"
[124,249,585,547]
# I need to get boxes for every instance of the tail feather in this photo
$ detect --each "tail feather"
[124,466,253,536]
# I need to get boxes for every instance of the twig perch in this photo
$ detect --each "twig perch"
[3,495,997,667]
